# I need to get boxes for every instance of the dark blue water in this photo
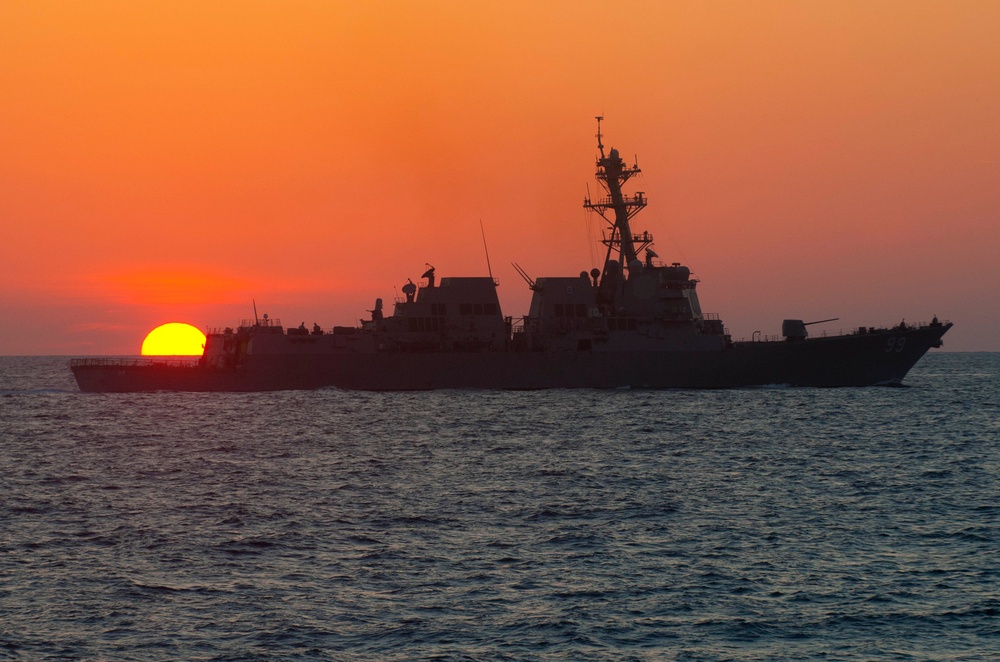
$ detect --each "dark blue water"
[2,354,998,660]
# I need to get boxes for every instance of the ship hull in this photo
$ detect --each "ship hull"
[71,323,950,392]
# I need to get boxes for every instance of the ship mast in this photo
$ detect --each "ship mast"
[583,117,650,283]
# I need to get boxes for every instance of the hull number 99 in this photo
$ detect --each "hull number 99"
[886,336,906,353]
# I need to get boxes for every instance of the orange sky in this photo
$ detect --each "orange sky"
[2,1,998,354]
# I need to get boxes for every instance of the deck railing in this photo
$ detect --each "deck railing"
[734,319,949,343]
[70,357,201,368]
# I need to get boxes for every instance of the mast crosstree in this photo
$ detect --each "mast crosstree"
[583,117,653,280]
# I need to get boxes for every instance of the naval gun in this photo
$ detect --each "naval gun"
[782,317,839,341]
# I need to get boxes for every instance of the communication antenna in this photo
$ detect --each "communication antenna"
[480,219,496,285]
[253,299,259,325]
[511,262,536,290]
[595,115,605,158]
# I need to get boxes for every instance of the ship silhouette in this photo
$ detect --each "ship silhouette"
[72,119,951,392]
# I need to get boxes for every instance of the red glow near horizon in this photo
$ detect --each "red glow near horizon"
[1,2,998,354]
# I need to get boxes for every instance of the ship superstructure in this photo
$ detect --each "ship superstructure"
[518,117,725,355]
[71,120,951,392]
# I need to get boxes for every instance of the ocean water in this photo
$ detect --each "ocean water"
[1,354,998,661]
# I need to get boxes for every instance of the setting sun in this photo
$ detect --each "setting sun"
[141,323,207,356]
[1,3,998,354]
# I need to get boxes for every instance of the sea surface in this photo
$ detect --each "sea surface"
[1,353,998,661]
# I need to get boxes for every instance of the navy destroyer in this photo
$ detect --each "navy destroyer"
[72,120,951,392]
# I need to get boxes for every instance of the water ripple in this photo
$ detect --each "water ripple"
[0,354,998,660]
